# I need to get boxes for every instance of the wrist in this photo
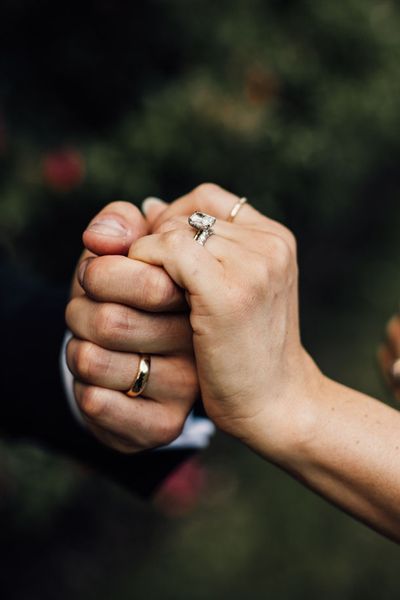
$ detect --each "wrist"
[240,351,328,467]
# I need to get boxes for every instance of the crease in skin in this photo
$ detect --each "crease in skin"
[81,255,185,312]
[66,295,192,354]
[69,335,198,403]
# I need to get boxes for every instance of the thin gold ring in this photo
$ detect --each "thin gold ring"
[126,354,151,398]
[228,197,247,222]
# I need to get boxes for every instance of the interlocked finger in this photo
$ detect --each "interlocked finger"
[67,337,198,404]
[73,381,192,450]
[65,296,192,354]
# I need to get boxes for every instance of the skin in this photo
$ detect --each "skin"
[66,200,198,452]
[67,184,400,542]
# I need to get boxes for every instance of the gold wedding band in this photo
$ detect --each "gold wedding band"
[126,354,151,398]
[228,197,247,222]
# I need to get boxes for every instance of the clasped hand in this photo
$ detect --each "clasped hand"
[66,184,320,458]
[65,184,400,540]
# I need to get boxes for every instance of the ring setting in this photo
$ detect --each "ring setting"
[188,211,216,246]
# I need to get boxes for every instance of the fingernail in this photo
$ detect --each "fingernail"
[87,217,128,238]
[141,197,166,216]
[78,258,93,286]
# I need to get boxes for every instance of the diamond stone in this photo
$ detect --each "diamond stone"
[188,211,216,230]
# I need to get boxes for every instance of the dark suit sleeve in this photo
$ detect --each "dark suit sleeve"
[0,258,193,498]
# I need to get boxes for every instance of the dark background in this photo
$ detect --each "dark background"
[0,1,399,598]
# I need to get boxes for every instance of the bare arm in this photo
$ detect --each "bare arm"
[133,183,400,542]
[261,374,400,543]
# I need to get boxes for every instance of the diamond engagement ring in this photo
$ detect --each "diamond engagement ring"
[188,211,216,246]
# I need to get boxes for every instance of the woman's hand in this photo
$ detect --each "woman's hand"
[65,185,400,540]
[128,184,322,459]
[127,184,400,542]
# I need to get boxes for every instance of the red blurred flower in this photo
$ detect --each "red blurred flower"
[154,457,209,518]
[42,148,85,192]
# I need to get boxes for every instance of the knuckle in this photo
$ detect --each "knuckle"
[95,303,131,345]
[83,256,115,295]
[165,228,184,250]
[65,298,78,331]
[157,217,183,235]
[148,269,177,309]
[193,182,221,199]
[82,258,100,294]
[275,224,297,255]
[74,342,102,382]
[265,234,293,278]
[78,386,106,419]
[259,220,297,256]
[154,412,185,447]
[284,228,297,255]
[269,233,291,263]
[95,304,114,340]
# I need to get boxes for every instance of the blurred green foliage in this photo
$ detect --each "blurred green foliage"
[0,0,400,598]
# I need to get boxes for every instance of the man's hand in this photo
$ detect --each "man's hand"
[66,199,199,453]
[378,313,400,402]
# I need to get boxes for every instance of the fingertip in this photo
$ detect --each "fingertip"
[83,202,148,256]
[142,197,168,228]
[77,256,94,287]
[71,249,95,299]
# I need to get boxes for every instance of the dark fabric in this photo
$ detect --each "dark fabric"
[0,257,192,497]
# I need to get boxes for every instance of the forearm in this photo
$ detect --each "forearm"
[118,183,400,536]
[260,374,400,542]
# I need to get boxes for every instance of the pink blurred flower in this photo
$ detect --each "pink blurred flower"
[42,148,85,192]
[154,457,209,517]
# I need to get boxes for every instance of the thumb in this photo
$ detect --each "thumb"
[142,197,168,231]
[83,201,148,256]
